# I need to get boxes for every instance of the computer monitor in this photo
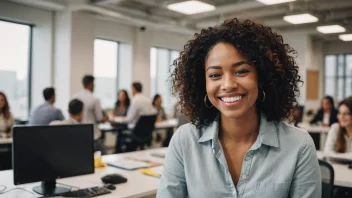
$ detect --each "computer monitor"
[12,124,94,196]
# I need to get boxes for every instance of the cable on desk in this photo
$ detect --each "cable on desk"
[56,182,80,191]
[0,187,35,195]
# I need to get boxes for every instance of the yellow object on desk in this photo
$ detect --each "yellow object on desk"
[139,168,161,177]
[139,166,163,178]
[94,151,106,168]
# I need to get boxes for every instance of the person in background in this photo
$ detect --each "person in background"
[324,98,352,198]
[115,82,156,128]
[310,96,338,127]
[157,18,320,197]
[28,87,64,125]
[73,75,108,155]
[111,90,130,153]
[50,99,84,125]
[0,92,14,137]
[324,98,352,155]
[152,94,167,122]
[112,90,130,117]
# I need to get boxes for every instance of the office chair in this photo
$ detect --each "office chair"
[118,114,157,152]
[319,160,334,198]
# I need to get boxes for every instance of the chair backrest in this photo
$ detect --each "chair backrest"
[319,160,334,198]
[131,114,157,142]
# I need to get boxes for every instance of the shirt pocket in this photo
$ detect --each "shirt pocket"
[255,181,290,198]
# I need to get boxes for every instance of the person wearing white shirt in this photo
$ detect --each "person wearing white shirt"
[324,98,352,198]
[116,82,156,128]
[73,75,108,154]
[324,98,352,155]
[50,99,84,125]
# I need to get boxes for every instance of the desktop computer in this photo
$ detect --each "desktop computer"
[12,124,95,196]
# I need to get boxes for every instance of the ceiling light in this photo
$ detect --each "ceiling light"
[167,0,215,15]
[316,25,346,34]
[339,34,352,41]
[256,0,295,5]
[283,13,318,24]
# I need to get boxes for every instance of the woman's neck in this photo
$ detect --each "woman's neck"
[219,109,259,143]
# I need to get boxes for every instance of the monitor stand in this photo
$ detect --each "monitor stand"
[33,180,70,196]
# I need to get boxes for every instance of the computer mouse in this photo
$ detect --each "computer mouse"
[101,173,128,184]
[104,183,116,190]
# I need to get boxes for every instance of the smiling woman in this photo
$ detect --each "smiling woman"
[157,18,321,198]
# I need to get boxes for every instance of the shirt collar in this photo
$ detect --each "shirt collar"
[69,117,80,124]
[198,115,279,148]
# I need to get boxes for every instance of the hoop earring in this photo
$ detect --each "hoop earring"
[204,94,213,108]
[260,88,266,102]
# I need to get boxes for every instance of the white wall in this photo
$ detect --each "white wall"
[0,1,53,111]
[323,40,352,55]
[94,18,189,98]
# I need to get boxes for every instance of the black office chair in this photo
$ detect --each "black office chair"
[118,114,157,152]
[319,160,334,198]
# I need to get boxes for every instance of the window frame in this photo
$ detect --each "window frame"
[0,19,33,120]
[324,53,352,101]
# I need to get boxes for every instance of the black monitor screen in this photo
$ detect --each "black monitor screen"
[13,124,94,185]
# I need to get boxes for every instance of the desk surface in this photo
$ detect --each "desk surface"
[0,138,12,145]
[317,151,352,188]
[297,122,330,133]
[100,118,179,132]
[0,148,166,198]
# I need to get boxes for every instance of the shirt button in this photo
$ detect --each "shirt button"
[242,174,247,179]
[245,156,250,161]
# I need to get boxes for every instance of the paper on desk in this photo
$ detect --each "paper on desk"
[150,150,167,158]
[107,159,150,170]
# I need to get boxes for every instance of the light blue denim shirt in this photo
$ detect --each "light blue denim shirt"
[157,116,321,198]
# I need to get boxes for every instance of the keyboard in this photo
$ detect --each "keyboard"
[41,186,111,197]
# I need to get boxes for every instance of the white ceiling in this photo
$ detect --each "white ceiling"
[6,0,352,40]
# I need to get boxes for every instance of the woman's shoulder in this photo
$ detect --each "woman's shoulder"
[278,122,314,148]
[174,123,201,140]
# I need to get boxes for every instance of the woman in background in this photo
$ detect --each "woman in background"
[152,94,167,122]
[324,98,352,198]
[112,90,130,117]
[310,96,338,127]
[0,92,14,137]
[324,98,352,155]
[112,90,130,153]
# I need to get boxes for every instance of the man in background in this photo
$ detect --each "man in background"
[29,87,64,125]
[73,75,108,154]
[50,99,84,125]
[116,82,156,128]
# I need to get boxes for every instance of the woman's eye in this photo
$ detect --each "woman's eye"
[235,70,249,76]
[209,73,221,78]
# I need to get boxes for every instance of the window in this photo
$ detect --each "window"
[94,39,132,110]
[324,54,352,102]
[0,20,31,120]
[150,47,179,114]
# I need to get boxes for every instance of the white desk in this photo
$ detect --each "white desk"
[0,148,166,198]
[297,123,330,134]
[317,151,352,188]
[100,118,179,132]
[298,122,330,151]
[0,138,12,145]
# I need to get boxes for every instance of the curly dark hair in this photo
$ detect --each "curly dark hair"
[171,18,302,129]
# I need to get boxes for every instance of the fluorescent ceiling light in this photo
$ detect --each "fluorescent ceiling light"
[339,34,352,41]
[316,25,346,34]
[256,0,295,5]
[167,0,215,15]
[283,13,318,24]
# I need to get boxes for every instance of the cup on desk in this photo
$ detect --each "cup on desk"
[94,151,105,168]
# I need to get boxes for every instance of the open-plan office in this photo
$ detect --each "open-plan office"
[1,0,352,197]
